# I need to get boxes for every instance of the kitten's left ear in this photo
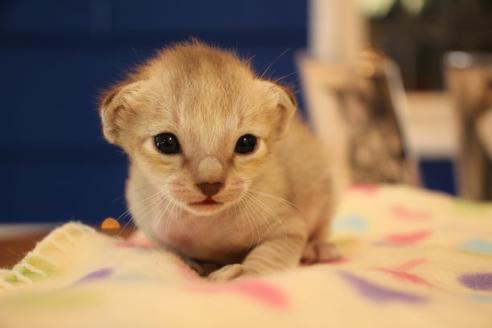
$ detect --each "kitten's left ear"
[258,80,297,139]
[98,79,146,145]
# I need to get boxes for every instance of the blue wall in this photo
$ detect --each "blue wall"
[0,0,307,224]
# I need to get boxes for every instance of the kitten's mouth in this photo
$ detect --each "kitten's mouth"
[189,198,223,206]
[187,197,224,215]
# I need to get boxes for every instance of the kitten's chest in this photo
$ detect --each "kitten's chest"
[153,213,254,263]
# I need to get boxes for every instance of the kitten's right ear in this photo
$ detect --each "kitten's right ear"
[99,80,144,144]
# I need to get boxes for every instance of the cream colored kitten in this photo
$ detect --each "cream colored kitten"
[99,41,339,281]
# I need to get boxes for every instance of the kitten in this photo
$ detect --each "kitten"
[99,41,340,281]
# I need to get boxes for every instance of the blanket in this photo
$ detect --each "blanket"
[1,185,491,327]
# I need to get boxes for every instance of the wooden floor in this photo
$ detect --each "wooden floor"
[0,230,50,268]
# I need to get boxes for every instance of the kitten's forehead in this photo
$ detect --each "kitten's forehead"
[158,51,261,153]
[139,43,273,156]
[179,104,241,156]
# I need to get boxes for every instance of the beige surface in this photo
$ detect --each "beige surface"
[405,92,459,159]
[1,186,492,328]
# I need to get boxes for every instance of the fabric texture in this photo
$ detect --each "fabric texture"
[1,185,491,327]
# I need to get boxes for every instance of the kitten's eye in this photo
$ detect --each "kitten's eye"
[235,134,257,154]
[154,133,181,154]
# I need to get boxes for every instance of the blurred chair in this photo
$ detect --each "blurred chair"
[446,52,492,200]
[298,49,419,186]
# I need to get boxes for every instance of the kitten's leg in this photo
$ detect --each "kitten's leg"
[208,220,307,281]
[301,240,340,264]
[302,203,340,264]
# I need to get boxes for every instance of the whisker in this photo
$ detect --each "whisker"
[244,192,275,235]
[153,192,169,230]
[117,214,135,237]
[242,194,266,246]
[248,189,298,211]
[246,196,267,245]
[246,192,284,236]
[260,48,292,79]
[272,71,297,84]
[115,189,165,237]
[154,191,173,233]
[240,198,256,247]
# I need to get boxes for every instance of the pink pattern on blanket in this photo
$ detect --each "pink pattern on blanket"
[115,235,156,249]
[391,205,431,221]
[188,280,289,310]
[376,258,431,287]
[382,230,432,246]
[349,184,379,196]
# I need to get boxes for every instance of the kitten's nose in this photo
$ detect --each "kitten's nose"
[196,182,223,197]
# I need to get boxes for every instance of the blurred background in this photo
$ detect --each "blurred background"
[1,0,491,225]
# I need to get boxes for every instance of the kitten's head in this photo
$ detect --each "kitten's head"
[99,41,296,216]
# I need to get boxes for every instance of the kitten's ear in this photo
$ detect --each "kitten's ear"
[258,80,297,139]
[99,80,145,144]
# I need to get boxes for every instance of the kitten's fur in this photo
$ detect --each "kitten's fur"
[99,41,339,280]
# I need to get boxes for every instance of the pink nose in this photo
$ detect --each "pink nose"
[196,182,223,197]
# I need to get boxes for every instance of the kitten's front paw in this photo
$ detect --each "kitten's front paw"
[302,241,340,264]
[186,259,221,277]
[208,264,250,282]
